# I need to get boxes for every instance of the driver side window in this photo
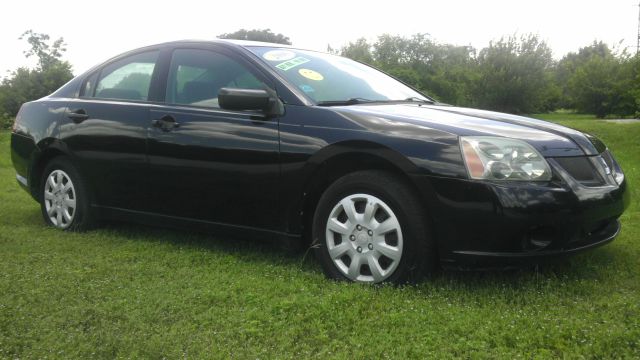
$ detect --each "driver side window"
[166,49,265,109]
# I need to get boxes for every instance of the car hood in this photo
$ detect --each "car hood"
[331,103,604,157]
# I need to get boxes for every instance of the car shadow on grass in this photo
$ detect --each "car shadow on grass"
[93,219,631,292]
[97,220,321,273]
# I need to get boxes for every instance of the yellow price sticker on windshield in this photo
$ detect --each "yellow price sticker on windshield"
[298,68,324,81]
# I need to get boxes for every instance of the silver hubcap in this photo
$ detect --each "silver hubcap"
[325,194,403,283]
[44,169,76,229]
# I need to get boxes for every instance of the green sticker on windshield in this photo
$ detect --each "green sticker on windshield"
[275,57,309,71]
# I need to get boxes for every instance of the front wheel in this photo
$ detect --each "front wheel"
[312,171,435,284]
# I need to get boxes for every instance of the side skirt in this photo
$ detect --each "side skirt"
[94,205,301,244]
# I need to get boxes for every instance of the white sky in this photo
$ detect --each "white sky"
[0,0,638,76]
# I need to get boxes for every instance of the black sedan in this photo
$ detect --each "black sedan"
[10,40,630,283]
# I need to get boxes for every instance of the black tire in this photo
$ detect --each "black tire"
[312,170,436,284]
[40,156,95,231]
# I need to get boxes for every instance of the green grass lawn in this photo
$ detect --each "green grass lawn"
[533,111,638,122]
[533,113,599,122]
[0,120,638,358]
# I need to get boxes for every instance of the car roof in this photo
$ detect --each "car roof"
[155,39,297,49]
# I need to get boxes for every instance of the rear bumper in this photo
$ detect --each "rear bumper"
[410,165,629,267]
[11,132,39,198]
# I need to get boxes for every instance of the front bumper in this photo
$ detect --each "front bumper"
[410,156,630,267]
[451,219,620,262]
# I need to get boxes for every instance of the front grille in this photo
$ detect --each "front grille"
[553,156,604,186]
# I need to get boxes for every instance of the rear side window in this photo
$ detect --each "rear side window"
[81,72,99,97]
[166,49,265,108]
[93,51,159,101]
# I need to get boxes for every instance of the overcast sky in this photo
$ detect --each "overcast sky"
[1,0,638,76]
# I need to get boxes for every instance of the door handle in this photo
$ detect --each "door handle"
[152,115,179,131]
[68,109,89,123]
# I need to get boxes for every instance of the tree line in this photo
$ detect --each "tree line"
[1,29,638,130]
[335,33,640,118]
[0,31,73,129]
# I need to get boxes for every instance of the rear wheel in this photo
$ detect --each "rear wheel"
[312,170,435,284]
[40,157,94,231]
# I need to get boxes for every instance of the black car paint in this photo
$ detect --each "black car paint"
[10,40,630,267]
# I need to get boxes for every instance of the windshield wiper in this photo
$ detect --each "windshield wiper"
[316,98,379,106]
[316,97,435,107]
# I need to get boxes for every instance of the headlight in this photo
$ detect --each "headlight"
[460,136,552,181]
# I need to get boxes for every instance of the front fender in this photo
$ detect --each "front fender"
[277,105,468,234]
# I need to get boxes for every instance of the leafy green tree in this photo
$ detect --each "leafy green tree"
[373,34,417,68]
[20,30,68,71]
[631,55,640,117]
[426,44,478,105]
[374,34,433,92]
[473,34,558,113]
[340,38,374,64]
[340,33,479,106]
[217,29,291,45]
[0,30,73,123]
[561,42,638,118]
[556,41,612,109]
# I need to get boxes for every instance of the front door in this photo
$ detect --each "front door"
[146,48,281,231]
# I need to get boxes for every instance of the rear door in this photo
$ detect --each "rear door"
[146,47,281,231]
[60,50,160,210]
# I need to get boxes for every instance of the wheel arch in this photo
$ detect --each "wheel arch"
[29,139,72,201]
[294,140,435,245]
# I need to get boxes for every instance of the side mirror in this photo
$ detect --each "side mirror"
[218,88,277,114]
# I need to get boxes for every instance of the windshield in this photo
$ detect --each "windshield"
[247,46,430,104]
